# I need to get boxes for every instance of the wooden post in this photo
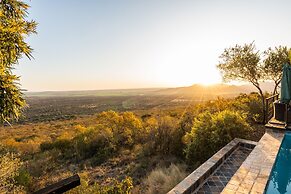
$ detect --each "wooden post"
[264,94,279,124]
[33,174,80,194]
[265,99,269,124]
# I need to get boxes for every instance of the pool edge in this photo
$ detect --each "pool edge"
[221,129,285,194]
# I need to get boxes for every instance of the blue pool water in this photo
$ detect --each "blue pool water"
[265,133,291,194]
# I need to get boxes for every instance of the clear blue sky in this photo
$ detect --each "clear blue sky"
[18,0,291,91]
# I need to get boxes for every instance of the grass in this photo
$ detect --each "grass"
[143,164,187,194]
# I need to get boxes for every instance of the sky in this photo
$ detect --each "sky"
[17,0,291,91]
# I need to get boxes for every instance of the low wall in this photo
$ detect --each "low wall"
[167,138,257,194]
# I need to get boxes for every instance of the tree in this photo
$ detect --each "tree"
[0,0,36,123]
[217,42,267,122]
[184,110,251,165]
[96,111,144,147]
[263,46,289,95]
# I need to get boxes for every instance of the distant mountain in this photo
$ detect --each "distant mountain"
[25,82,275,98]
[154,82,275,98]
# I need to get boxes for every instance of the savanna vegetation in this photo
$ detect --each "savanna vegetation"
[0,92,267,193]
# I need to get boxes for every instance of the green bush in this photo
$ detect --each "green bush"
[196,97,231,114]
[142,116,184,157]
[40,139,72,152]
[232,93,265,123]
[40,139,73,159]
[96,111,144,147]
[195,93,266,124]
[39,111,145,164]
[74,127,115,164]
[67,175,133,194]
[40,127,116,163]
[0,146,24,193]
[39,142,54,151]
[184,110,252,165]
[15,168,32,189]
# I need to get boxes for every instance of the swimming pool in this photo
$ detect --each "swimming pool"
[265,133,291,194]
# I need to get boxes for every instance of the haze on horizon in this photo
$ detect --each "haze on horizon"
[18,0,291,92]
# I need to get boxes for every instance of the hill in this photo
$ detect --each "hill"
[25,83,274,98]
[154,84,253,98]
[153,83,274,98]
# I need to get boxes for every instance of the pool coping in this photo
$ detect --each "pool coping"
[167,138,257,194]
[221,129,285,194]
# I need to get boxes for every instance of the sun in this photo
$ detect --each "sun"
[199,80,220,86]
[154,63,221,87]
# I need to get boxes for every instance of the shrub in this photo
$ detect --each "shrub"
[196,97,231,114]
[232,92,265,123]
[121,112,144,145]
[15,168,32,189]
[195,93,266,124]
[153,116,178,155]
[143,116,184,157]
[143,164,187,194]
[96,111,144,147]
[0,146,24,193]
[26,150,59,177]
[40,142,54,151]
[67,173,133,194]
[40,139,73,159]
[47,111,145,163]
[144,116,179,155]
[184,110,252,165]
[74,127,115,164]
[103,177,133,194]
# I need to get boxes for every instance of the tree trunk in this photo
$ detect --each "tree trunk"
[273,81,280,95]
[253,84,266,124]
[260,91,266,124]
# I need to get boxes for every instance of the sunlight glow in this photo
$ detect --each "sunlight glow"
[149,41,222,87]
[18,0,291,91]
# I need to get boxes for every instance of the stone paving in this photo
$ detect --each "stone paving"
[168,138,257,194]
[221,129,285,194]
[196,146,252,194]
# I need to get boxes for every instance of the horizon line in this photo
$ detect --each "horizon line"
[23,82,257,93]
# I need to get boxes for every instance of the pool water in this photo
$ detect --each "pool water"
[265,133,291,194]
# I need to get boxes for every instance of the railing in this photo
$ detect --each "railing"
[264,94,279,124]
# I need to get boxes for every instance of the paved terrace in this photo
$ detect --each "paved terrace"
[221,129,284,194]
[168,139,257,194]
[196,146,252,194]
